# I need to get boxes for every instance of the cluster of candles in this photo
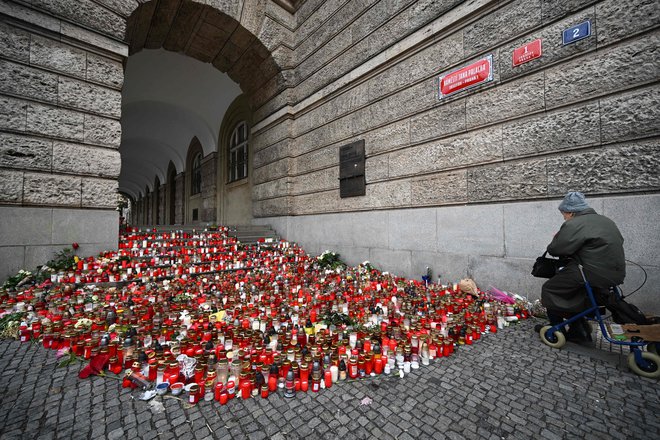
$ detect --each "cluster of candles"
[3,227,528,406]
[48,229,289,285]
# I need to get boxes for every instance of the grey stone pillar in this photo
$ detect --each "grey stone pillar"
[158,184,166,226]
[201,153,217,223]
[0,1,124,280]
[175,173,185,225]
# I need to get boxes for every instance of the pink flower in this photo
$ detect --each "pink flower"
[56,347,70,359]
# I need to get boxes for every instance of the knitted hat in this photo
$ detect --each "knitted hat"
[558,191,589,212]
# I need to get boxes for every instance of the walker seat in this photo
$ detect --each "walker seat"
[538,265,659,379]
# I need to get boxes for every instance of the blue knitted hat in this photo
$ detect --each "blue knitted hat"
[558,191,589,212]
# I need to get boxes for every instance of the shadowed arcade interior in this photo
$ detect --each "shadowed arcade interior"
[119,49,241,202]
[120,1,286,226]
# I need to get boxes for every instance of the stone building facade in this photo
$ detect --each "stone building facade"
[1,0,658,312]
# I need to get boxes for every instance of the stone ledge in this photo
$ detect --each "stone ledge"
[0,1,128,56]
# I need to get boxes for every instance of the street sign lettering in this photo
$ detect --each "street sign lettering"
[438,55,493,99]
[563,21,591,45]
[513,39,542,67]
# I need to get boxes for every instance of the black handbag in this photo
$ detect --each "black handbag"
[531,251,560,278]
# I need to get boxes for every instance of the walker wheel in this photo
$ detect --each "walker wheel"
[647,342,658,355]
[627,351,660,379]
[539,325,566,349]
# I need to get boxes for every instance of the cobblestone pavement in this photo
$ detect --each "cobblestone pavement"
[0,319,658,440]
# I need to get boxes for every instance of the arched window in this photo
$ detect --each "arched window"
[229,121,248,182]
[191,153,202,195]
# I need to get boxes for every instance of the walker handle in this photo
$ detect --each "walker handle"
[577,264,588,284]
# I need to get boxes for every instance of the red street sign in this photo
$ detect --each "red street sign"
[438,55,493,99]
[512,39,542,67]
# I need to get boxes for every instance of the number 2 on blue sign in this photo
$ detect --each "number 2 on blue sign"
[563,21,591,45]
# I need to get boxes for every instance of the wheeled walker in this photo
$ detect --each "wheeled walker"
[538,265,660,379]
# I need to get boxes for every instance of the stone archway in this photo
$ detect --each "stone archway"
[120,0,290,226]
[0,0,292,280]
[125,1,285,108]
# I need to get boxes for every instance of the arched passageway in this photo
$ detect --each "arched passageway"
[120,0,287,226]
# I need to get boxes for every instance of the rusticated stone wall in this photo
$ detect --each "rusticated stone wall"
[0,0,293,280]
[0,12,122,209]
[252,0,660,216]
[0,1,124,279]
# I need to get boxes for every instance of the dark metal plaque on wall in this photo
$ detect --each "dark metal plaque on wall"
[339,140,365,198]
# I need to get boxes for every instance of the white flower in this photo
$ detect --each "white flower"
[74,318,92,329]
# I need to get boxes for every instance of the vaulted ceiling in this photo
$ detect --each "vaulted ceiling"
[119,49,241,199]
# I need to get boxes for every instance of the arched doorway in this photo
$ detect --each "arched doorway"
[184,137,208,224]
[118,0,287,228]
[218,95,253,225]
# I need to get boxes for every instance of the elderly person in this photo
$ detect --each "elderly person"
[540,191,626,341]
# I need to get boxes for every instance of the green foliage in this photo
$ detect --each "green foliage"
[116,194,128,211]
[47,248,76,272]
[0,312,26,339]
[317,250,346,270]
[2,270,32,290]
[56,351,81,368]
[171,293,191,303]
[362,262,375,272]
[321,312,355,327]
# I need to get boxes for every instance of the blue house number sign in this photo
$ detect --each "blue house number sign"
[563,21,591,45]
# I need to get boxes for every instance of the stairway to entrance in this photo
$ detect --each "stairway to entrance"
[225,224,279,245]
[132,224,280,245]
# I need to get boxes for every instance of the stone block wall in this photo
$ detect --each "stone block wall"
[252,0,660,215]
[0,1,125,280]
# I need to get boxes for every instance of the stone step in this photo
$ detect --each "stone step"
[227,224,279,244]
[129,224,280,244]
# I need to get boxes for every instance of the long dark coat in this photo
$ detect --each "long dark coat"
[541,208,625,314]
